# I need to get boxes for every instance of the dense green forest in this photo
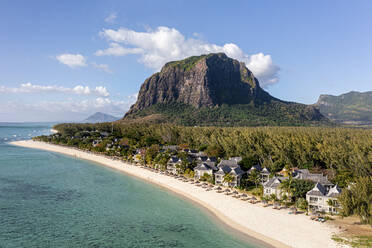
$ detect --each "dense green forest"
[123,102,330,126]
[51,123,372,186]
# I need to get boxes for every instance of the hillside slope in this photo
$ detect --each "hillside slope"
[315,91,372,125]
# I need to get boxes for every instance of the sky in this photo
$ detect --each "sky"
[0,0,371,122]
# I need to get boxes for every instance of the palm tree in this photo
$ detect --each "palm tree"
[279,175,293,203]
[270,193,278,204]
[281,194,289,208]
[249,169,261,188]
[223,173,235,187]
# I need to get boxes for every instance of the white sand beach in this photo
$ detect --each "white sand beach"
[11,140,346,248]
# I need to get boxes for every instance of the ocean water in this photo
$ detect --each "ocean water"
[0,123,266,248]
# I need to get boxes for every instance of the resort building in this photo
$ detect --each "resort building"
[214,158,245,187]
[194,162,218,180]
[263,176,286,199]
[247,164,271,183]
[167,156,182,174]
[166,156,192,174]
[306,183,341,214]
[293,169,333,190]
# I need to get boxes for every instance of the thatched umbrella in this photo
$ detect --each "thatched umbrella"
[290,206,297,214]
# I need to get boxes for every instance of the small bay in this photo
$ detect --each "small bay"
[0,123,264,248]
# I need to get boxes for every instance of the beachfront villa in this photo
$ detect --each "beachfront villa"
[247,164,271,183]
[214,157,245,187]
[306,183,342,214]
[263,169,336,201]
[263,176,285,199]
[194,161,218,180]
[166,156,193,174]
[167,156,182,174]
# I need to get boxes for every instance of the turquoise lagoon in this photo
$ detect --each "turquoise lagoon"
[0,123,268,248]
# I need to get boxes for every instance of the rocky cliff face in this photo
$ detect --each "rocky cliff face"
[126,53,274,115]
[124,53,327,126]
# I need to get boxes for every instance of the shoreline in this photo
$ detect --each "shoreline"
[10,140,344,248]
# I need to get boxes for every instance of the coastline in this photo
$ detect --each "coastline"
[10,140,344,248]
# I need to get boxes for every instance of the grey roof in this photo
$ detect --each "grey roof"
[162,145,178,151]
[230,157,242,163]
[168,156,180,163]
[218,159,239,168]
[263,177,283,189]
[293,170,332,185]
[197,156,209,162]
[248,164,262,174]
[194,162,217,171]
[215,168,226,175]
[327,184,341,197]
[306,182,327,196]
[219,165,245,175]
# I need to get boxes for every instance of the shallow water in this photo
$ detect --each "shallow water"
[0,123,265,247]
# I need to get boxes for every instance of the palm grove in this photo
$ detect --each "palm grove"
[35,123,372,225]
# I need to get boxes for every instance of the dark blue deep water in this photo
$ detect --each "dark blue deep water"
[0,123,264,248]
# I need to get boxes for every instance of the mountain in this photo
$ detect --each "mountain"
[123,53,327,126]
[82,112,119,123]
[315,91,372,125]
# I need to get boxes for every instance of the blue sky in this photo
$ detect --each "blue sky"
[1,0,371,121]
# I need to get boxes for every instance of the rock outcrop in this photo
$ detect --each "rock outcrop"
[124,53,327,126]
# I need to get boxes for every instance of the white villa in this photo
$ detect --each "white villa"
[166,156,182,174]
[214,157,245,187]
[247,164,271,183]
[263,169,339,207]
[194,161,218,180]
[263,176,285,199]
[166,156,192,174]
[306,183,341,214]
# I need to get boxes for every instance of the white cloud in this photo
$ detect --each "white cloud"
[0,94,137,122]
[95,43,143,56]
[56,53,87,68]
[105,13,117,23]
[0,83,109,97]
[91,62,113,73]
[96,26,280,87]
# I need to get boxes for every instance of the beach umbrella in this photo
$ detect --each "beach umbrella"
[262,200,268,204]
[232,191,238,194]
[215,186,222,190]
[240,193,247,197]
[224,188,231,192]
[251,196,257,201]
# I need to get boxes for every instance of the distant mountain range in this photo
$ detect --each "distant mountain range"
[82,112,119,123]
[122,53,328,126]
[315,91,372,126]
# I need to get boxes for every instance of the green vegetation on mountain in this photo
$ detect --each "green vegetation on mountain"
[124,53,328,126]
[316,91,372,125]
[123,102,329,126]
